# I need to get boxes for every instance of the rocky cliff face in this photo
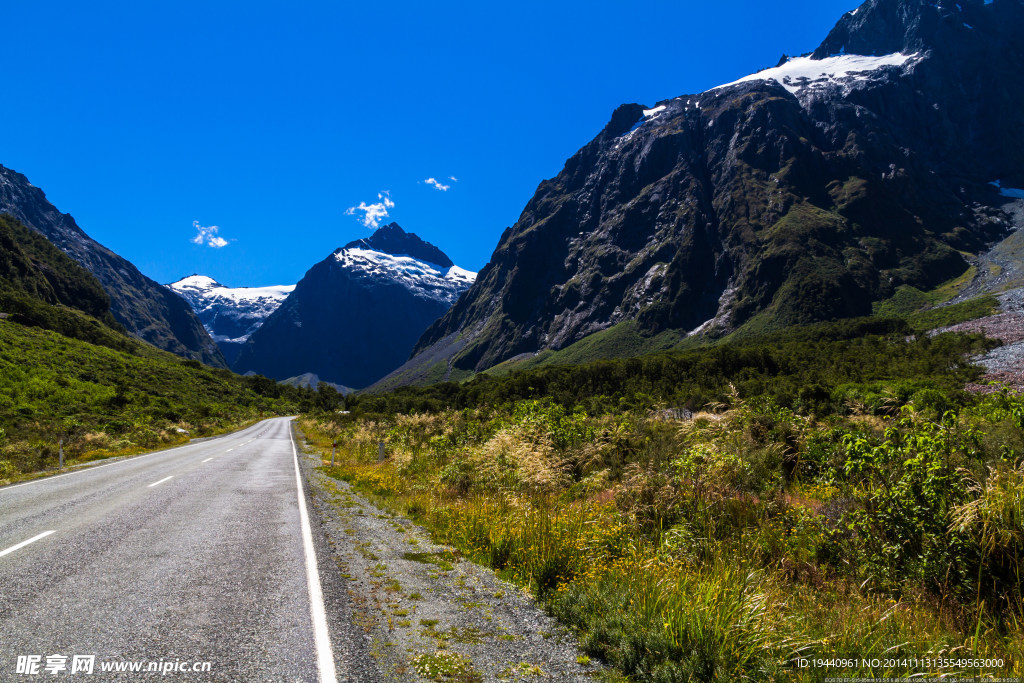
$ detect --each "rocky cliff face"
[0,165,227,366]
[408,0,1024,375]
[167,275,294,365]
[233,223,475,388]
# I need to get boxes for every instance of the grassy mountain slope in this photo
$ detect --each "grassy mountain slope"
[374,265,1000,387]
[0,214,115,322]
[0,317,324,483]
[356,317,993,418]
[0,214,140,352]
[0,215,330,482]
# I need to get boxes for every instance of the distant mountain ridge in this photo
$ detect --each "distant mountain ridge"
[278,372,353,396]
[0,165,226,366]
[167,275,294,364]
[233,223,474,388]
[392,0,1024,381]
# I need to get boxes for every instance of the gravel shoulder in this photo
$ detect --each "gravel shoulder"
[296,431,600,682]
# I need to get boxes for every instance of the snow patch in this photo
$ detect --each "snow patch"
[170,276,294,305]
[445,265,477,284]
[710,52,919,97]
[620,105,670,141]
[622,118,646,138]
[687,318,716,338]
[333,248,476,304]
[168,275,296,343]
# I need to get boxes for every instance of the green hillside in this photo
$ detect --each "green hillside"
[0,319,324,483]
[353,317,993,417]
[451,268,1002,383]
[0,214,143,351]
[0,213,330,483]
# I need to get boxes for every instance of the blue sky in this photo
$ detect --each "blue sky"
[2,0,857,286]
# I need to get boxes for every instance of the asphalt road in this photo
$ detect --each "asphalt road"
[0,417,360,682]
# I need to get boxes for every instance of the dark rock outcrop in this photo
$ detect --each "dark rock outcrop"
[407,0,1024,376]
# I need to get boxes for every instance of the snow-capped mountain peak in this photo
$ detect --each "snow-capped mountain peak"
[232,223,476,389]
[330,223,477,305]
[172,274,223,290]
[170,274,295,306]
[167,275,295,363]
[711,51,921,100]
[332,247,476,304]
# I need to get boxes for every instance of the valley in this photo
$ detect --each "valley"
[1,0,1024,680]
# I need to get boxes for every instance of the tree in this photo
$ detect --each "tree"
[315,382,343,412]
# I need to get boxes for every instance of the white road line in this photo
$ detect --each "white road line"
[289,420,337,683]
[201,458,213,463]
[0,422,264,494]
[226,449,234,452]
[0,530,56,558]
[147,476,173,488]
[1,447,178,492]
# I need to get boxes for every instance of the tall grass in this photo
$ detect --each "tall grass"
[300,392,1024,680]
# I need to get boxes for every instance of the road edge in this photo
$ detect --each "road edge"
[289,419,339,683]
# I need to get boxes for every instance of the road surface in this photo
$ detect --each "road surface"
[0,417,362,681]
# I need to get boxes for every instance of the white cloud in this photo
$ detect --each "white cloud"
[345,191,395,229]
[191,221,230,248]
[449,176,458,182]
[424,177,451,192]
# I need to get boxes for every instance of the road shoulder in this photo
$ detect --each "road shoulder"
[294,426,598,682]
[293,421,385,683]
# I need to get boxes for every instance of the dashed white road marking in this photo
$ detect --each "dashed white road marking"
[1,423,263,494]
[201,458,213,463]
[148,476,173,488]
[0,531,56,558]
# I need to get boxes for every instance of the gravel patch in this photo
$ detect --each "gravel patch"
[935,201,1024,392]
[298,437,600,682]
[944,286,1024,392]
[950,199,1024,303]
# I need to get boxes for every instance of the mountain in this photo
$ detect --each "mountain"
[232,223,475,388]
[278,373,353,396]
[0,214,140,353]
[0,214,114,324]
[0,165,227,367]
[400,0,1024,379]
[167,275,295,365]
